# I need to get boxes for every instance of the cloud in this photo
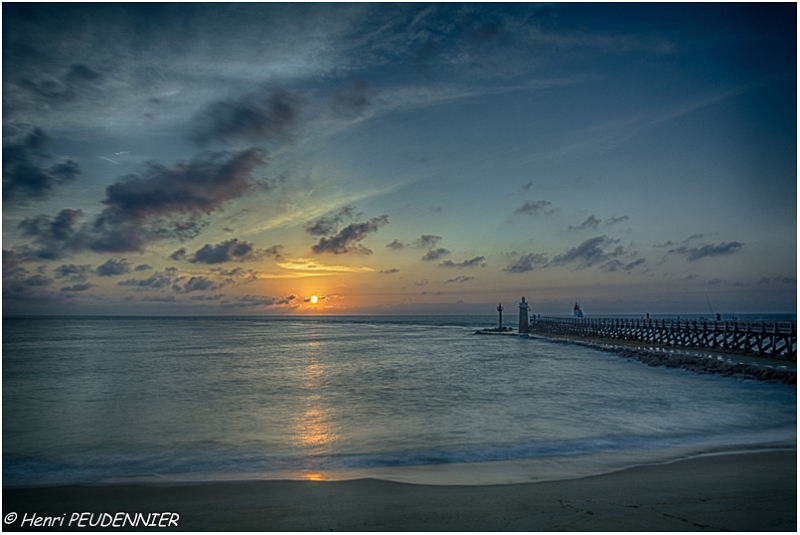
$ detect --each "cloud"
[568,215,601,232]
[303,295,327,302]
[550,236,625,268]
[311,215,389,254]
[192,87,300,145]
[3,129,81,203]
[91,148,268,252]
[25,274,53,287]
[422,247,450,261]
[17,148,270,258]
[190,294,225,301]
[330,80,371,118]
[304,206,356,236]
[668,241,743,261]
[173,276,230,294]
[277,258,375,273]
[60,283,94,292]
[54,263,92,281]
[602,257,646,272]
[95,258,132,277]
[187,238,274,264]
[758,276,796,285]
[134,264,152,272]
[16,63,104,105]
[655,233,706,248]
[220,294,297,308]
[605,215,630,226]
[118,268,179,290]
[504,252,549,273]
[445,275,474,283]
[17,209,88,259]
[438,256,486,268]
[513,200,555,216]
[386,239,407,250]
[414,235,442,249]
[380,268,400,274]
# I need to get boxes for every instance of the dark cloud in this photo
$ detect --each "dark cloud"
[438,256,485,268]
[445,275,474,283]
[380,268,400,274]
[54,263,92,280]
[18,209,88,259]
[170,248,188,261]
[118,268,178,290]
[606,215,630,226]
[655,234,707,248]
[602,257,646,272]
[513,200,555,216]
[173,276,229,294]
[568,215,602,232]
[190,294,225,301]
[303,295,326,302]
[422,248,450,261]
[95,258,131,277]
[20,148,268,257]
[220,294,297,308]
[550,236,625,268]
[386,239,407,250]
[15,63,104,105]
[504,252,548,273]
[668,241,743,261]
[134,264,152,272]
[311,215,389,254]
[92,148,267,252]
[25,274,53,286]
[193,88,300,145]
[189,239,259,264]
[64,64,103,84]
[758,276,796,285]
[3,129,81,203]
[331,80,370,118]
[60,283,94,292]
[414,235,442,249]
[304,206,356,236]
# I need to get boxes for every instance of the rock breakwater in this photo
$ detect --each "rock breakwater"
[540,337,796,385]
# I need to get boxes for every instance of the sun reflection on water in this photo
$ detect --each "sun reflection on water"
[293,357,339,469]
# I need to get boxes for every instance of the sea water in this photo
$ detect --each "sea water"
[3,316,796,487]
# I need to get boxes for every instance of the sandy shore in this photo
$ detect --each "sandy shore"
[3,449,795,531]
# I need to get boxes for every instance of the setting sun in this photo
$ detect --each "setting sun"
[309,296,319,304]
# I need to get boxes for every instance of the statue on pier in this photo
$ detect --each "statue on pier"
[497,303,504,330]
[519,297,530,334]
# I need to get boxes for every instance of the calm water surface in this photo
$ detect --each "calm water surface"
[3,316,796,486]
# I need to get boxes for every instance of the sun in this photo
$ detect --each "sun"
[309,295,319,304]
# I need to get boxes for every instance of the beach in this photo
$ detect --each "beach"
[3,449,795,531]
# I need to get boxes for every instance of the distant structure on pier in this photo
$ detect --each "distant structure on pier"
[497,303,504,330]
[519,297,530,334]
[573,302,584,318]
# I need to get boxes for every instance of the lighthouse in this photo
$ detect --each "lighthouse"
[518,297,530,334]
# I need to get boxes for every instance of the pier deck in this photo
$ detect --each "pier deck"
[530,317,796,362]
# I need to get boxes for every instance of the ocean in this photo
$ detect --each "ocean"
[3,315,796,487]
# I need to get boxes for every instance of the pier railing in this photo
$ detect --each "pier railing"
[530,317,796,361]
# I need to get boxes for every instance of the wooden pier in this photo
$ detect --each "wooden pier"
[530,317,797,361]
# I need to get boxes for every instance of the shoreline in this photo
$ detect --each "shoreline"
[3,449,795,531]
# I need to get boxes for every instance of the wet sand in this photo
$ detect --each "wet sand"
[3,449,795,531]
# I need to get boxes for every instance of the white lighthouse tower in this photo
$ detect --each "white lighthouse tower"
[518,297,530,334]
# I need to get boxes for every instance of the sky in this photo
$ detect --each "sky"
[2,2,796,316]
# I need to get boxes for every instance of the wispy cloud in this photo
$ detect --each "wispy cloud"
[276,259,375,273]
[668,241,743,262]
